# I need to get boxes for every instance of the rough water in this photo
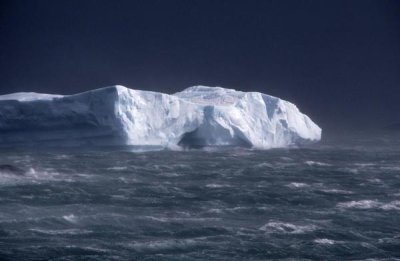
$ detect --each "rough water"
[0,132,399,260]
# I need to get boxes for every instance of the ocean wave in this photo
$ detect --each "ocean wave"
[0,167,68,186]
[380,200,400,210]
[314,238,335,245]
[111,194,129,200]
[2,146,400,259]
[380,166,400,171]
[368,178,383,184]
[172,163,192,170]
[305,161,331,167]
[141,215,220,223]
[260,221,318,234]
[54,154,71,160]
[320,189,354,194]
[205,183,231,188]
[160,172,181,177]
[62,245,109,254]
[29,228,92,235]
[254,162,273,168]
[207,208,224,214]
[341,167,360,174]
[354,163,375,167]
[337,200,380,209]
[124,238,204,252]
[337,200,400,210]
[286,182,310,188]
[107,166,128,171]
[63,214,78,223]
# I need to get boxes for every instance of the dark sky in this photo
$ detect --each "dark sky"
[0,0,399,130]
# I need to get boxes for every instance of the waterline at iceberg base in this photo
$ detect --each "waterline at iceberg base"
[0,85,321,149]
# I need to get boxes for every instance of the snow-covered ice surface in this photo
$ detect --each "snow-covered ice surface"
[0,92,63,102]
[0,85,321,149]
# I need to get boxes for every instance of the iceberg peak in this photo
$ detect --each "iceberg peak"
[179,85,237,93]
[0,85,321,149]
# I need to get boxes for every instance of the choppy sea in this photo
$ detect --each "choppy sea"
[0,131,400,260]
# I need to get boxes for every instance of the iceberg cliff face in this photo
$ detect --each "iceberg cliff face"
[0,85,321,149]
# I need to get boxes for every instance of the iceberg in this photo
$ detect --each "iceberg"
[0,85,321,149]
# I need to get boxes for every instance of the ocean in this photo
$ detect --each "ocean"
[0,131,399,260]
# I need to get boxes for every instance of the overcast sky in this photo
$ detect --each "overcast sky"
[0,0,399,130]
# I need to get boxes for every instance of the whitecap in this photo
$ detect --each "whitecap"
[161,172,181,177]
[207,208,223,214]
[54,155,71,160]
[107,166,128,171]
[169,217,221,222]
[305,161,331,167]
[63,214,78,223]
[224,206,251,212]
[128,238,199,252]
[0,173,22,186]
[142,215,219,223]
[63,245,108,253]
[27,167,37,175]
[286,182,310,188]
[337,200,380,209]
[380,166,400,171]
[368,178,383,184]
[314,238,335,245]
[143,216,168,222]
[30,228,91,235]
[254,162,273,168]
[260,221,317,234]
[354,163,375,167]
[337,200,400,210]
[381,200,400,210]
[118,177,128,183]
[206,183,231,188]
[0,167,67,186]
[111,194,128,200]
[25,168,68,182]
[320,189,353,194]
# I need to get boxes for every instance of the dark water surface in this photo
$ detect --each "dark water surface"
[0,132,400,260]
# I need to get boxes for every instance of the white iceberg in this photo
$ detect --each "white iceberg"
[0,85,321,149]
